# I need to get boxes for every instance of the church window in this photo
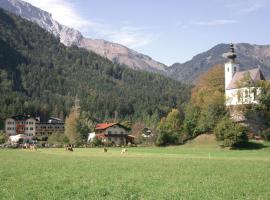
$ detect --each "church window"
[253,89,258,100]
[245,90,249,98]
[237,92,242,102]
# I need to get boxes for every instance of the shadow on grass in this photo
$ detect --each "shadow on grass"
[231,142,268,150]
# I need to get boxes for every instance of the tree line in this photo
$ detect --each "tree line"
[0,8,191,129]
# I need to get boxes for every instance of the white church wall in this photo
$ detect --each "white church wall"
[225,62,239,88]
[225,87,260,106]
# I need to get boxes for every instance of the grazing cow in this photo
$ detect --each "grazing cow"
[65,144,73,152]
[103,148,108,152]
[121,148,127,154]
[30,144,37,151]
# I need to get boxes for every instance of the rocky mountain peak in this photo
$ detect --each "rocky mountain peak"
[0,0,166,73]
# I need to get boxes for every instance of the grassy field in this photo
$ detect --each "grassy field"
[0,136,270,200]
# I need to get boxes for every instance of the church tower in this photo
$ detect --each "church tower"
[225,43,239,88]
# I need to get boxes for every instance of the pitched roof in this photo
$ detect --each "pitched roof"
[226,68,265,90]
[95,123,129,130]
[95,123,117,130]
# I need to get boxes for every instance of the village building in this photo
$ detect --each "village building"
[5,115,38,136]
[94,122,132,145]
[35,117,65,139]
[224,44,266,121]
[5,115,64,139]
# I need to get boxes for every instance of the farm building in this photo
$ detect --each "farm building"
[94,123,133,145]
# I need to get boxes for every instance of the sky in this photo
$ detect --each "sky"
[24,0,270,65]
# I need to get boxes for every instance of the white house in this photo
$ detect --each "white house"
[225,44,265,106]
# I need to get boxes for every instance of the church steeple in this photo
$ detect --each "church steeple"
[225,43,239,88]
[227,43,237,62]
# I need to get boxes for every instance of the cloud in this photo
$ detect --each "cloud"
[23,0,155,49]
[226,0,269,14]
[24,0,94,29]
[90,26,157,49]
[191,19,238,26]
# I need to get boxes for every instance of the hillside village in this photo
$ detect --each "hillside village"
[1,43,269,148]
[0,0,270,199]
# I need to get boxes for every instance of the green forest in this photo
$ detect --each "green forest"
[0,8,191,128]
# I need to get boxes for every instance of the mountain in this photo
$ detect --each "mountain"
[0,0,167,73]
[0,7,190,126]
[168,43,270,83]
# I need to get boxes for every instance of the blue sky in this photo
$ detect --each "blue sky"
[25,0,270,65]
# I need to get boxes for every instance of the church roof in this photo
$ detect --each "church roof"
[226,68,265,90]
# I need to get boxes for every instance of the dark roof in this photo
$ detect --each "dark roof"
[10,114,31,120]
[226,68,265,89]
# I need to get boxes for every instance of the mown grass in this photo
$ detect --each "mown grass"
[0,141,270,200]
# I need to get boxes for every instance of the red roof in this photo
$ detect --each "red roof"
[95,123,117,130]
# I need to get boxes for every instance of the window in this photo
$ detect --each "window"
[234,66,237,72]
[227,67,229,72]
[237,92,242,102]
[108,131,112,134]
[245,90,249,98]
[253,89,258,100]
[30,127,33,130]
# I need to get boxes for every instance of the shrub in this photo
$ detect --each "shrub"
[214,117,248,147]
[91,137,102,147]
[156,109,183,146]
[0,133,8,144]
[259,130,270,141]
[48,132,69,145]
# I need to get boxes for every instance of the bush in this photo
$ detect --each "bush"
[48,132,69,145]
[156,109,183,146]
[259,130,270,141]
[0,133,8,144]
[214,117,248,147]
[90,137,102,147]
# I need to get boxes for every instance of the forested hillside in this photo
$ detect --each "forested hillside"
[0,8,190,127]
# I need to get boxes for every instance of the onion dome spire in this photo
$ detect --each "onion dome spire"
[227,43,237,62]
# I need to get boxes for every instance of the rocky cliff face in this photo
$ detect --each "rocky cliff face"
[79,38,166,73]
[168,43,270,83]
[0,0,83,46]
[1,0,269,82]
[0,0,167,73]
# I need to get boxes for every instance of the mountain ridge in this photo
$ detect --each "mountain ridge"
[168,43,270,83]
[0,0,167,73]
[0,7,190,123]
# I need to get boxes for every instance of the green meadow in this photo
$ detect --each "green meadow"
[0,137,270,200]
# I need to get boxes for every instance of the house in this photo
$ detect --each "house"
[35,117,65,139]
[5,115,39,136]
[142,128,153,138]
[94,123,132,145]
[225,44,265,106]
[5,114,65,139]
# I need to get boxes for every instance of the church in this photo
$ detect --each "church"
[225,44,265,106]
